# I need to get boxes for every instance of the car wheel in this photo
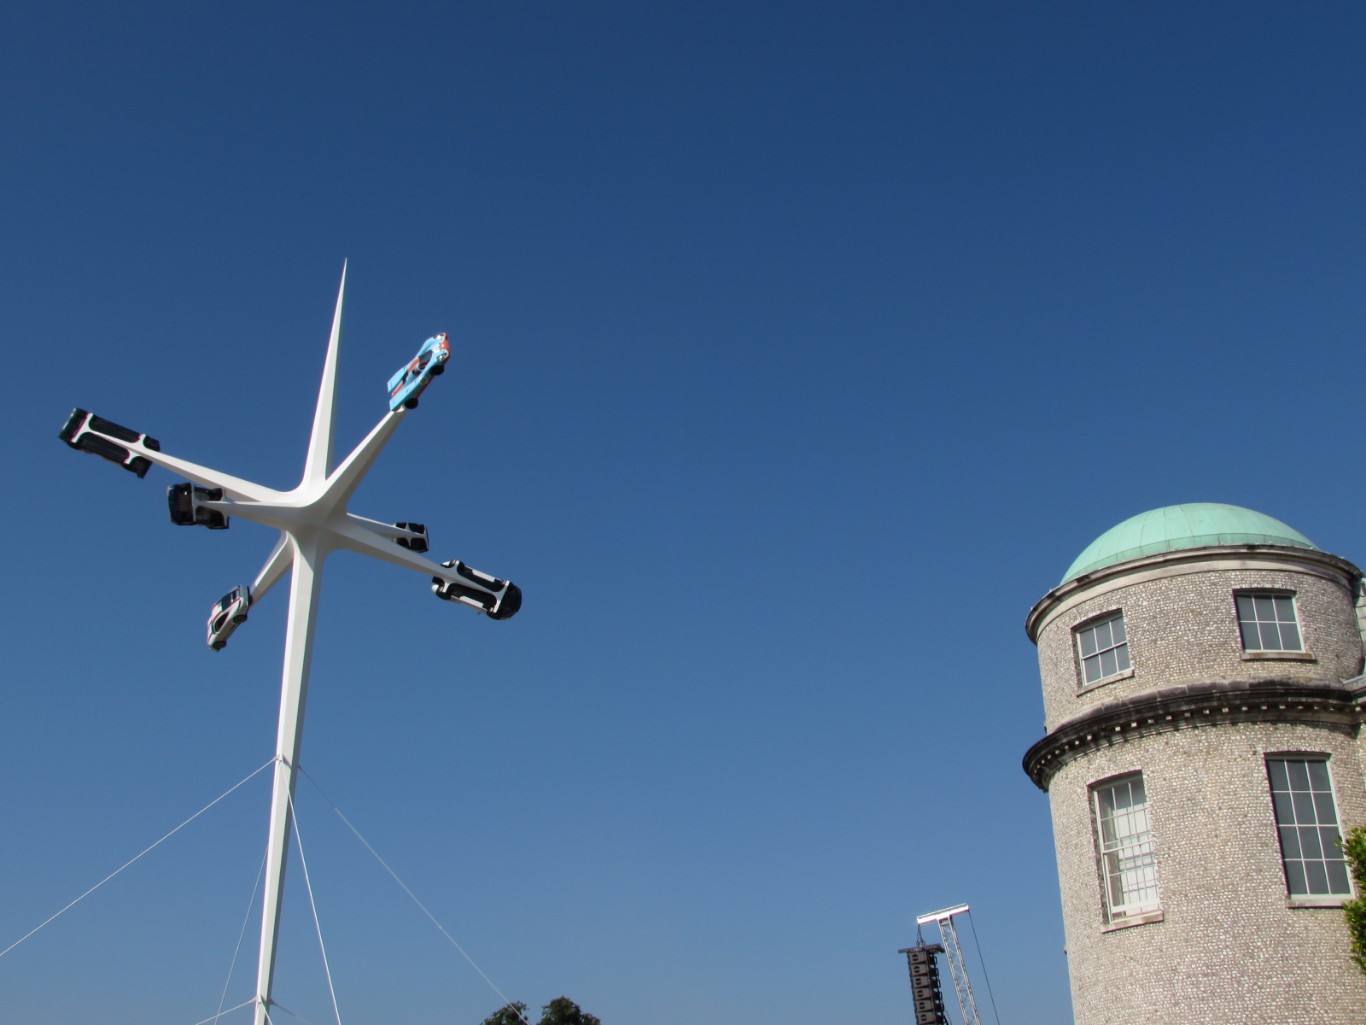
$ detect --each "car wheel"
[404,397,419,409]
[233,614,247,624]
[430,363,444,376]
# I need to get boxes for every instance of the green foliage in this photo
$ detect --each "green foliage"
[481,997,601,1025]
[1339,826,1366,974]
[539,997,602,1025]
[481,1002,531,1025]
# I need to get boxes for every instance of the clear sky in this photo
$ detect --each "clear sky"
[4,3,1366,1024]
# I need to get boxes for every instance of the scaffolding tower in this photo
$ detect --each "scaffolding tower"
[915,903,983,1025]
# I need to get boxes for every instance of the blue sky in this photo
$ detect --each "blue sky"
[4,3,1366,1023]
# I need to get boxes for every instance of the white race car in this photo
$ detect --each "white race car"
[432,559,521,620]
[207,586,252,651]
[59,408,160,478]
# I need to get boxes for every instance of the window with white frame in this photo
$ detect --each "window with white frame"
[1076,611,1130,686]
[1093,773,1160,919]
[1235,592,1303,652]
[1267,757,1352,898]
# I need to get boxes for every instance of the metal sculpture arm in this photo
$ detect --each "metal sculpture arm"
[250,534,295,606]
[340,515,520,618]
[58,408,278,504]
[302,260,346,488]
[134,447,280,506]
[314,409,405,515]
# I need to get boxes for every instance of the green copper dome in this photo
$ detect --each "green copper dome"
[1061,503,1318,584]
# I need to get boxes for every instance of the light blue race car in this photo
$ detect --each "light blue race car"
[387,333,451,411]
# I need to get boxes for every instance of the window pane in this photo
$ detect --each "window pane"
[1285,861,1308,895]
[1280,623,1302,651]
[1288,761,1311,790]
[1293,791,1318,824]
[1115,645,1132,673]
[1306,861,1330,895]
[1268,760,1289,790]
[1100,648,1117,679]
[1328,861,1351,894]
[1109,781,1133,811]
[1080,630,1098,657]
[1111,617,1126,643]
[1314,792,1337,823]
[1094,620,1113,648]
[1272,791,1295,822]
[1321,828,1341,859]
[1274,595,1295,620]
[1097,783,1118,810]
[1300,826,1323,860]
[1255,595,1276,620]
[1112,810,1136,839]
[1308,761,1331,790]
[1279,826,1302,859]
[1236,594,1255,618]
[1104,857,1125,907]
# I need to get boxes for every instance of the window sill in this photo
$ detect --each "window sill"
[1287,896,1349,909]
[1078,667,1135,694]
[1241,650,1315,662]
[1102,909,1164,932]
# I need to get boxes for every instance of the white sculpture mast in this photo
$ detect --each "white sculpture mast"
[59,265,520,1025]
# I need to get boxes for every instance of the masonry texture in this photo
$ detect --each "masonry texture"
[1024,509,1366,1025]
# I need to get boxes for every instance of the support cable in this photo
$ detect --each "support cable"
[0,757,276,960]
[214,848,270,1025]
[192,997,257,1025]
[966,909,1002,1025]
[286,788,344,1025]
[298,766,531,1025]
[264,998,329,1025]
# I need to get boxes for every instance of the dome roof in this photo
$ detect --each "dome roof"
[1061,503,1318,584]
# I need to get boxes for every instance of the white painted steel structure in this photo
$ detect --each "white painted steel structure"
[61,266,517,1025]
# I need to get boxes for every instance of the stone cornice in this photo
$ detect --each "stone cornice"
[1022,678,1363,791]
[1025,545,1362,643]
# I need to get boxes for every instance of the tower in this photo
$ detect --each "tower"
[1023,503,1366,1024]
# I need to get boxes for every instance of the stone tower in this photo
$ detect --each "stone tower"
[1023,503,1366,1025]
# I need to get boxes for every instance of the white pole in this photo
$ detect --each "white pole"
[254,536,325,1025]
